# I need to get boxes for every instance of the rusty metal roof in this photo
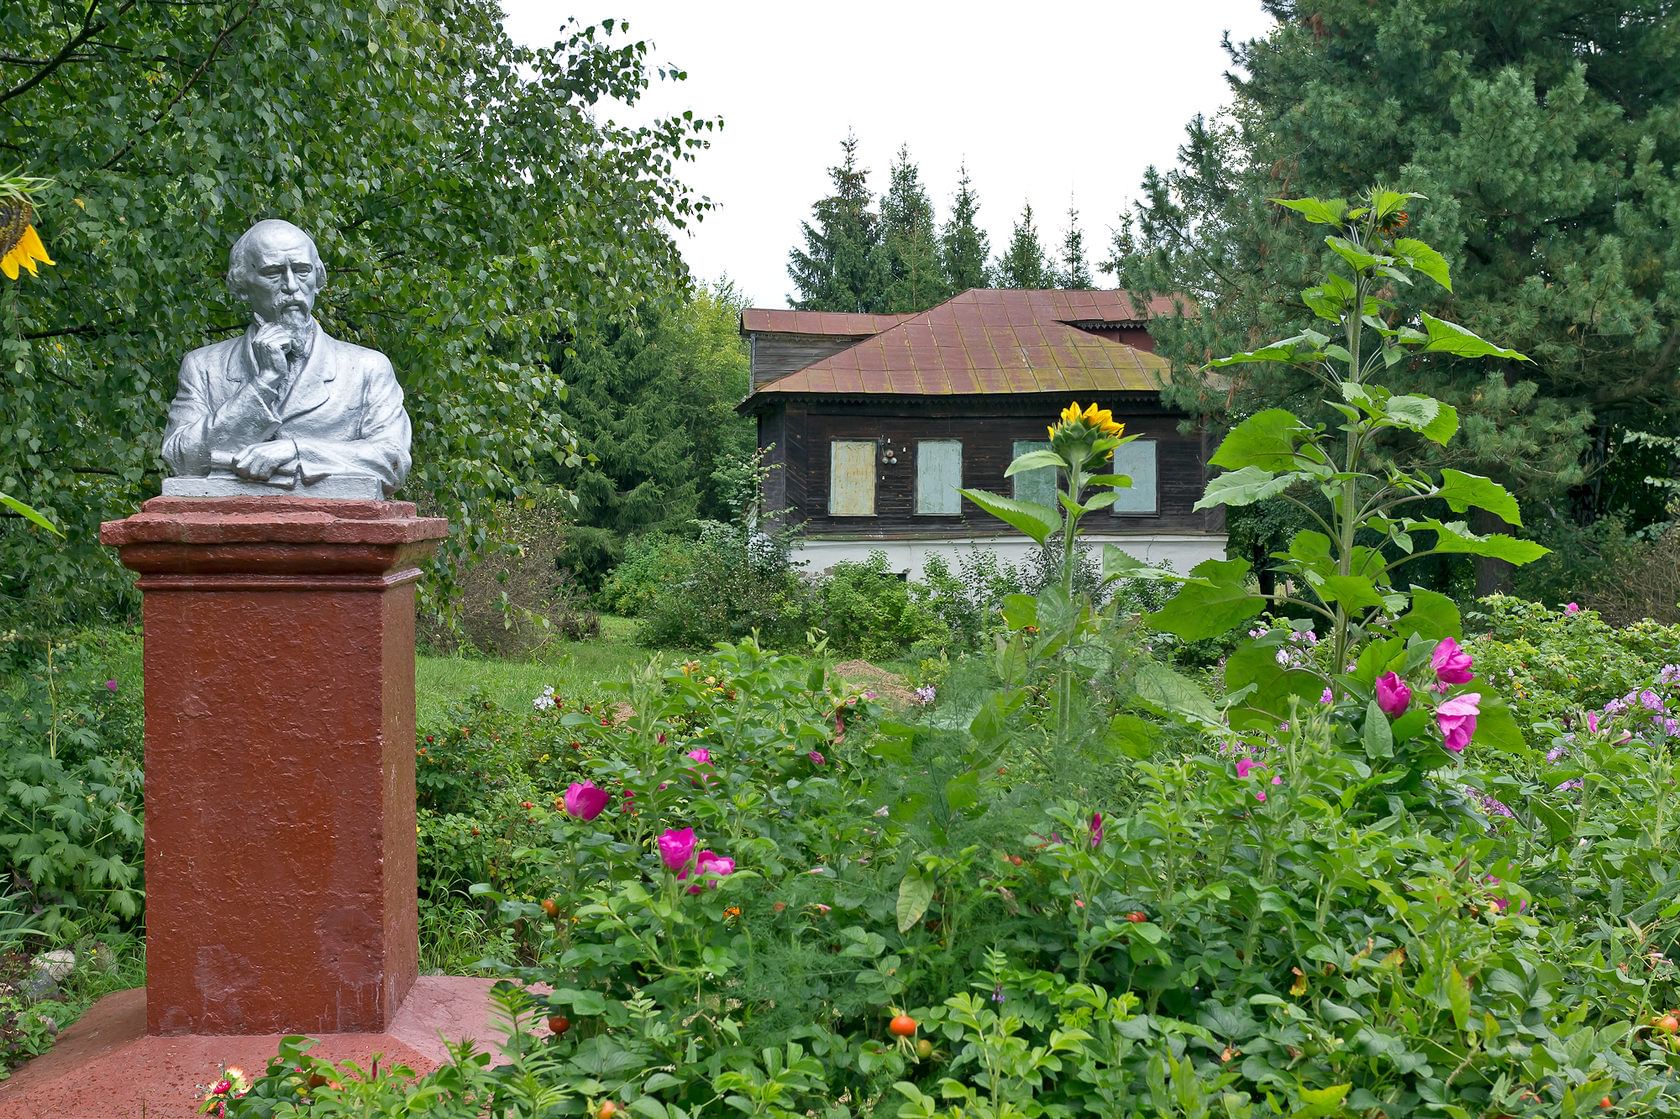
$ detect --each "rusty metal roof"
[741,288,1174,407]
[739,308,918,334]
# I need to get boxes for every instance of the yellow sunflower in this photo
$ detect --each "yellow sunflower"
[1,173,55,281]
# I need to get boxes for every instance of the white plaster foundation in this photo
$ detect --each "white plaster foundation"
[791,533,1227,579]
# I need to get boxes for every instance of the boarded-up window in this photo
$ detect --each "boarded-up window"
[1012,440,1056,507]
[916,440,962,515]
[829,440,876,515]
[1110,440,1159,515]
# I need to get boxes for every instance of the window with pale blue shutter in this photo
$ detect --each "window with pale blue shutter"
[829,440,876,515]
[916,440,962,515]
[1012,440,1056,507]
[1110,440,1158,515]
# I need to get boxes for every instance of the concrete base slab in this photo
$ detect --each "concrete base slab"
[0,977,519,1119]
[162,473,386,499]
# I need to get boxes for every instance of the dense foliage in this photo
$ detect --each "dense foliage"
[1107,0,1680,555]
[550,285,755,591]
[0,0,713,624]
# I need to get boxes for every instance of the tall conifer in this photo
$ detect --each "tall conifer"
[787,132,886,311]
[995,201,1054,289]
[878,145,947,313]
[940,164,991,293]
[1056,201,1093,289]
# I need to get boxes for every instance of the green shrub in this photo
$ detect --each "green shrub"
[631,520,813,650]
[817,552,947,661]
[1467,594,1680,733]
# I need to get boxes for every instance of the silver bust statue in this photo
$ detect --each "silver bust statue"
[160,219,411,498]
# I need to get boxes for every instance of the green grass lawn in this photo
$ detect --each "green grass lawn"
[415,614,674,726]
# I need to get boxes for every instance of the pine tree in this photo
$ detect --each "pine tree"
[996,201,1054,289]
[1056,201,1093,289]
[787,132,887,312]
[878,145,948,313]
[1107,1,1680,564]
[940,164,991,293]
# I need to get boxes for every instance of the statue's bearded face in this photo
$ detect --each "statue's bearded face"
[237,226,321,334]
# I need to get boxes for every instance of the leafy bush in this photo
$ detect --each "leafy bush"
[817,552,947,660]
[0,633,144,936]
[630,520,814,650]
[1467,594,1680,734]
[917,551,1023,652]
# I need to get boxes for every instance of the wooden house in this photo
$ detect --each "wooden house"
[737,288,1226,575]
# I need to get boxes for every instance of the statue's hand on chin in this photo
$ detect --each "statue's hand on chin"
[251,321,295,395]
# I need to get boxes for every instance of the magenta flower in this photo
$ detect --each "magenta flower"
[1254,790,1267,803]
[104,678,119,692]
[808,750,826,765]
[1375,672,1412,718]
[1586,710,1600,734]
[1564,602,1580,615]
[657,827,696,873]
[1090,811,1103,848]
[686,747,712,766]
[562,781,609,821]
[1320,687,1334,705]
[1436,693,1482,753]
[1430,637,1475,685]
[1236,756,1256,779]
[683,849,736,893]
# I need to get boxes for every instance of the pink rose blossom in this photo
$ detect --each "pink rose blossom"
[657,827,696,873]
[562,781,609,821]
[682,849,736,893]
[808,750,826,765]
[1271,774,1283,785]
[1375,672,1412,718]
[1564,602,1580,615]
[1586,710,1599,734]
[1436,693,1482,753]
[1254,790,1267,802]
[1430,637,1475,685]
[1236,756,1256,779]
[686,747,712,766]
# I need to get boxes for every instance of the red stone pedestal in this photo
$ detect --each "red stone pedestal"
[0,978,514,1119]
[97,497,448,1036]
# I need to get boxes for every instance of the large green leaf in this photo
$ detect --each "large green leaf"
[1194,466,1295,510]
[1223,641,1323,729]
[896,872,935,934]
[1437,469,1521,526]
[1103,545,1179,583]
[0,492,61,536]
[1417,313,1530,361]
[1148,558,1263,641]
[1209,409,1314,472]
[1394,587,1461,641]
[1325,235,1390,272]
[1317,574,1387,610]
[1383,394,1459,445]
[1205,330,1330,368]
[957,488,1062,545]
[1393,237,1451,291]
[1003,449,1068,477]
[1413,519,1549,565]
[1132,660,1223,728]
[1271,196,1349,225]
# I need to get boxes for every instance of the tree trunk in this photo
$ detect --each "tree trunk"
[1472,506,1513,598]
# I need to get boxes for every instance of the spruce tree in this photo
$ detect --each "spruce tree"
[940,164,991,293]
[1107,1,1680,572]
[787,132,887,312]
[996,201,1054,289]
[1056,201,1093,289]
[878,145,948,313]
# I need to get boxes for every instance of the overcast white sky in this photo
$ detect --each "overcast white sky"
[499,1,1276,309]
